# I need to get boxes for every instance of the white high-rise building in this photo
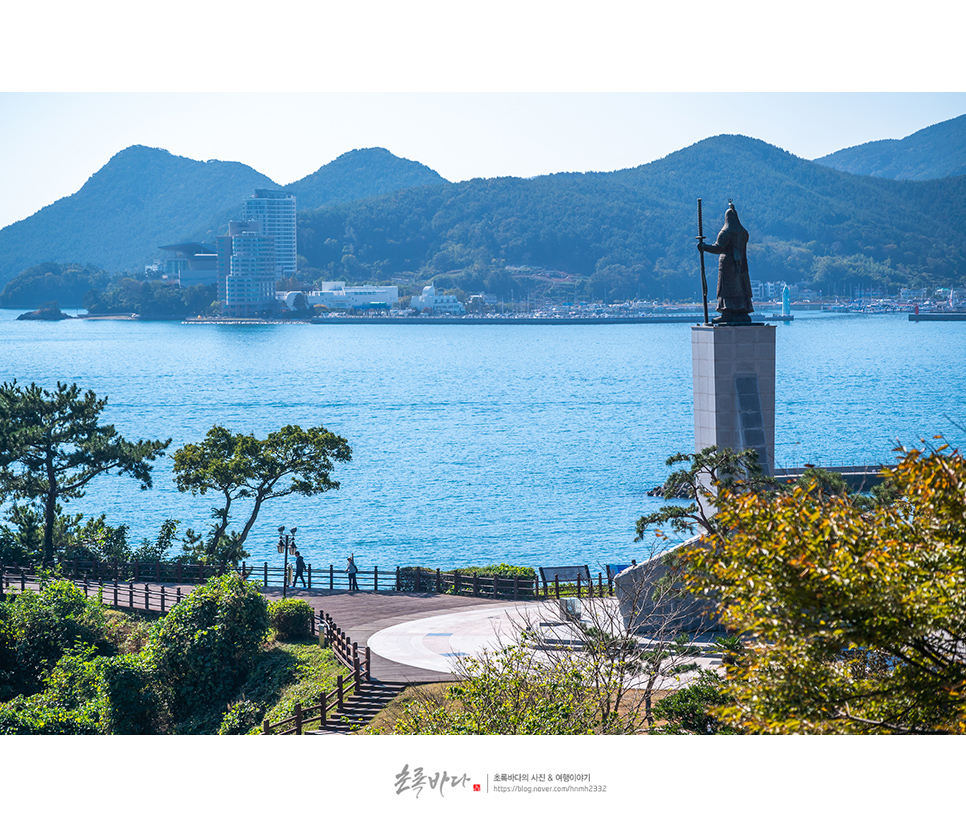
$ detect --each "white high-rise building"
[244,190,296,278]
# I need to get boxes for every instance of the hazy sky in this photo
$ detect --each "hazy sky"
[1,4,963,230]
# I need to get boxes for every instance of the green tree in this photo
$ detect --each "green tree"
[0,381,170,565]
[172,424,352,562]
[635,446,775,542]
[679,444,966,734]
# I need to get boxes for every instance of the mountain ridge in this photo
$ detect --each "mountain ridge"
[1,114,965,298]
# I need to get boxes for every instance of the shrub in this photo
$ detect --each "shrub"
[267,598,315,640]
[0,695,100,735]
[0,580,108,698]
[217,699,263,735]
[99,651,166,734]
[151,573,269,720]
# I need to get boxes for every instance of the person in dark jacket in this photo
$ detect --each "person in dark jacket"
[292,551,307,588]
[698,201,754,323]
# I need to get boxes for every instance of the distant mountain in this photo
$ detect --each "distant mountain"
[0,146,449,288]
[814,114,966,180]
[285,147,446,208]
[296,133,966,300]
[4,122,966,301]
[0,146,278,286]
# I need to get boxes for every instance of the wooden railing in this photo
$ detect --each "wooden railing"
[395,566,614,599]
[260,610,371,735]
[3,561,616,605]
[0,567,196,614]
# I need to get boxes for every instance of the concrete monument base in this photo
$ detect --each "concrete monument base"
[692,324,776,474]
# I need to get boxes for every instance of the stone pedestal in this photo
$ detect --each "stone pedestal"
[692,324,776,475]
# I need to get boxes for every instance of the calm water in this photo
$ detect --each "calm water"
[2,309,964,574]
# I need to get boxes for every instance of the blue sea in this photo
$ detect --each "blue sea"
[2,309,964,574]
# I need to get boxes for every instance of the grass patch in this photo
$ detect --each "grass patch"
[249,638,344,733]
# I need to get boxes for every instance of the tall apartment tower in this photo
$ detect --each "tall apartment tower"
[217,220,276,316]
[243,190,297,278]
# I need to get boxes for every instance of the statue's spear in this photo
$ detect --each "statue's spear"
[696,198,710,324]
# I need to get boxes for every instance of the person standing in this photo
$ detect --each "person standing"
[292,551,307,588]
[346,553,359,591]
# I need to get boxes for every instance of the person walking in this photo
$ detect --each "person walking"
[292,551,307,588]
[346,553,359,591]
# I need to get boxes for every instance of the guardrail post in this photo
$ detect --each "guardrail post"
[308,563,312,589]
[113,580,118,607]
[329,564,334,590]
[365,646,371,682]
[144,584,150,610]
[129,582,134,608]
[436,569,442,593]
[472,575,479,597]
[264,562,269,588]
[294,702,303,736]
[176,587,182,605]
[554,575,560,599]
[353,643,361,688]
[263,718,271,735]
[374,566,379,591]
[454,570,461,595]
[320,692,327,729]
[337,675,344,712]
[514,576,520,600]
[160,585,166,613]
[577,574,582,597]
[395,566,400,591]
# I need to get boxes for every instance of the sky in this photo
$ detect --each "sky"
[1,2,964,230]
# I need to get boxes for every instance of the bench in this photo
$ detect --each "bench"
[538,565,591,594]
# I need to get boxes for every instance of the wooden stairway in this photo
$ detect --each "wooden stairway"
[308,680,407,734]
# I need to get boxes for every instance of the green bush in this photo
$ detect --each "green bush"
[268,598,315,641]
[99,651,166,734]
[217,699,263,735]
[0,580,108,698]
[0,695,101,734]
[151,573,269,720]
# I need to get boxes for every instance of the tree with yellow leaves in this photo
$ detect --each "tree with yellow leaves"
[676,444,966,734]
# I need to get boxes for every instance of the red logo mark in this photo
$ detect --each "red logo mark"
[473,784,481,792]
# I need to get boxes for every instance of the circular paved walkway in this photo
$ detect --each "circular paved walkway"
[264,588,526,682]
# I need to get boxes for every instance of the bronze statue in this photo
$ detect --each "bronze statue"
[697,201,754,324]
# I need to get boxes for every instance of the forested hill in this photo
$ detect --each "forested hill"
[0,145,449,287]
[0,147,276,284]
[814,114,966,180]
[3,127,966,300]
[285,147,445,208]
[297,134,966,300]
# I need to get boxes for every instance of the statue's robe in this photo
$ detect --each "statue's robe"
[702,207,754,314]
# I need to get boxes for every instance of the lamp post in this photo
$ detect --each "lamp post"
[277,526,297,598]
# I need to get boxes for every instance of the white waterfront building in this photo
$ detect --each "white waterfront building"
[411,284,465,315]
[304,281,399,310]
